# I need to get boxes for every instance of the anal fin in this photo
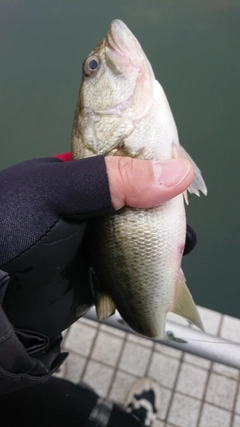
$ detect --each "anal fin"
[171,269,204,332]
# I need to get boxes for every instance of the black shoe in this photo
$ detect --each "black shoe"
[124,377,161,426]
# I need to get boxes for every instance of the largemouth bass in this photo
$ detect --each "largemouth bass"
[72,20,207,338]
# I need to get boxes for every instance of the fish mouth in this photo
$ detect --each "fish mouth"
[99,20,155,122]
[105,19,154,78]
[106,20,141,58]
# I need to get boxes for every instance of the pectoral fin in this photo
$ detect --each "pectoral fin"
[96,293,116,321]
[171,269,204,331]
[172,143,207,202]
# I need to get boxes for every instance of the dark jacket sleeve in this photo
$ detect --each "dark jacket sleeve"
[0,270,67,395]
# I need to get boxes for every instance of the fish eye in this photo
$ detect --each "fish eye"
[84,56,100,76]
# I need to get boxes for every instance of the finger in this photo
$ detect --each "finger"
[184,224,197,256]
[105,157,194,210]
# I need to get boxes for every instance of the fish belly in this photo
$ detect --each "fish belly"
[89,195,186,338]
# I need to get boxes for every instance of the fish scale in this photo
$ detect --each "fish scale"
[72,19,207,338]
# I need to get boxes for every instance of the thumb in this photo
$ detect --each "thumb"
[105,157,194,210]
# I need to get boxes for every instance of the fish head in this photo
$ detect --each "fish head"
[73,19,156,157]
[80,19,155,113]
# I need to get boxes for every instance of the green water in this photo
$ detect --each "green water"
[1,0,240,319]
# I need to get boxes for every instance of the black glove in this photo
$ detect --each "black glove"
[184,224,197,256]
[0,154,114,337]
[0,153,114,394]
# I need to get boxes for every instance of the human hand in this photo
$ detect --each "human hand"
[0,154,195,340]
[0,152,196,394]
[105,157,194,210]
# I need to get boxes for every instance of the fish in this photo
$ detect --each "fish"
[71,19,207,338]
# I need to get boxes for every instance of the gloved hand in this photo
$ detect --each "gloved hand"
[0,153,114,394]
[0,154,114,338]
[0,154,195,338]
[0,153,196,394]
